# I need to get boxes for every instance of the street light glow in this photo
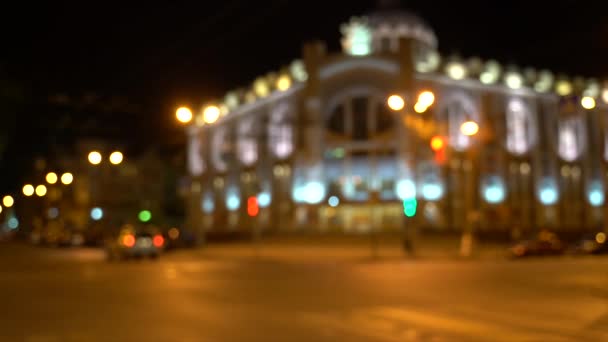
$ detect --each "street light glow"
[581,96,596,110]
[35,185,47,197]
[387,95,405,111]
[2,195,14,208]
[176,107,193,124]
[417,91,435,108]
[61,173,74,185]
[460,121,479,136]
[203,105,220,124]
[109,151,123,165]
[46,172,58,184]
[430,136,445,151]
[414,102,428,113]
[276,74,292,91]
[88,151,102,165]
[23,184,34,197]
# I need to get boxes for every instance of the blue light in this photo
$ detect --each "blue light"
[202,193,214,213]
[257,192,271,208]
[422,183,443,201]
[482,176,506,204]
[396,179,416,200]
[587,181,605,207]
[328,196,340,207]
[90,207,103,221]
[292,185,306,203]
[226,188,240,211]
[7,217,18,229]
[538,178,559,205]
[305,181,326,204]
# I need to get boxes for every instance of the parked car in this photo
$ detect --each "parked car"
[509,230,565,258]
[104,224,165,261]
[569,232,608,255]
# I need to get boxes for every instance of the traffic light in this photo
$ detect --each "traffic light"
[430,135,447,165]
[247,196,259,217]
[403,197,417,218]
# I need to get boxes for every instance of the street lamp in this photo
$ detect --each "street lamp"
[109,151,123,165]
[387,95,405,111]
[176,107,193,124]
[2,195,14,208]
[460,120,479,136]
[88,151,102,165]
[23,184,35,197]
[35,185,47,197]
[46,172,58,184]
[61,173,74,185]
[581,96,596,110]
[203,105,220,124]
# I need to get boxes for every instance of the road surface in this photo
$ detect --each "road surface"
[1,242,607,341]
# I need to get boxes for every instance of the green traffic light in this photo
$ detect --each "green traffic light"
[403,198,417,217]
[138,210,152,222]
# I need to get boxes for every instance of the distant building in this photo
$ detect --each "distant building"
[184,5,607,236]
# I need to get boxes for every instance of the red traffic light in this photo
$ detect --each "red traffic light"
[247,196,259,217]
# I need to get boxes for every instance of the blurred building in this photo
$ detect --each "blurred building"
[184,5,607,236]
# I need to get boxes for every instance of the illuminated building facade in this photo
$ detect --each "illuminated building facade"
[185,8,607,236]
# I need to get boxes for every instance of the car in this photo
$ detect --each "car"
[569,232,608,255]
[104,225,165,261]
[509,230,565,258]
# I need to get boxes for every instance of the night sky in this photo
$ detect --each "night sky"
[1,0,607,193]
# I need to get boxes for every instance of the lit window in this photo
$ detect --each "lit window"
[268,103,294,159]
[506,98,535,155]
[445,95,478,151]
[211,127,229,172]
[237,119,258,166]
[558,116,585,162]
[188,134,204,176]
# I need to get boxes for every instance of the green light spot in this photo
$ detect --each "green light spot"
[138,210,152,222]
[403,198,417,218]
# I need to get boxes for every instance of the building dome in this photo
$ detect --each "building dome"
[340,4,437,56]
[368,9,437,50]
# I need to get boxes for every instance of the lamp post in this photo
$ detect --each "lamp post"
[460,120,480,257]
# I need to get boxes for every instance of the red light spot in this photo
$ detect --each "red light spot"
[247,196,259,217]
[122,234,135,247]
[153,235,164,247]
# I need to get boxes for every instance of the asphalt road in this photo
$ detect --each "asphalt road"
[1,243,607,342]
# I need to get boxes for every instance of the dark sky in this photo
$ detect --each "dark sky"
[1,0,608,191]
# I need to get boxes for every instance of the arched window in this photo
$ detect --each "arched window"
[326,95,394,140]
[268,103,294,159]
[187,133,204,176]
[558,116,585,162]
[442,93,478,151]
[506,98,536,155]
[211,126,229,172]
[237,118,258,166]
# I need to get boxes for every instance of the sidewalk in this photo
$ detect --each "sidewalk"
[180,234,511,263]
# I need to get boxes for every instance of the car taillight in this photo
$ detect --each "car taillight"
[153,235,164,247]
[122,234,135,247]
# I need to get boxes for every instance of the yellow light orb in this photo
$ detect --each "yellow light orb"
[387,95,405,111]
[253,78,270,98]
[596,232,606,244]
[414,102,428,114]
[23,184,35,197]
[555,81,572,96]
[176,107,193,124]
[602,89,608,104]
[2,195,14,208]
[46,172,58,184]
[0,205,2,214]
[88,151,102,165]
[430,136,445,151]
[61,173,74,185]
[109,151,123,165]
[35,185,47,197]
[203,105,220,124]
[417,91,435,108]
[581,96,596,110]
[460,121,479,136]
[276,75,292,91]
[446,62,467,80]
